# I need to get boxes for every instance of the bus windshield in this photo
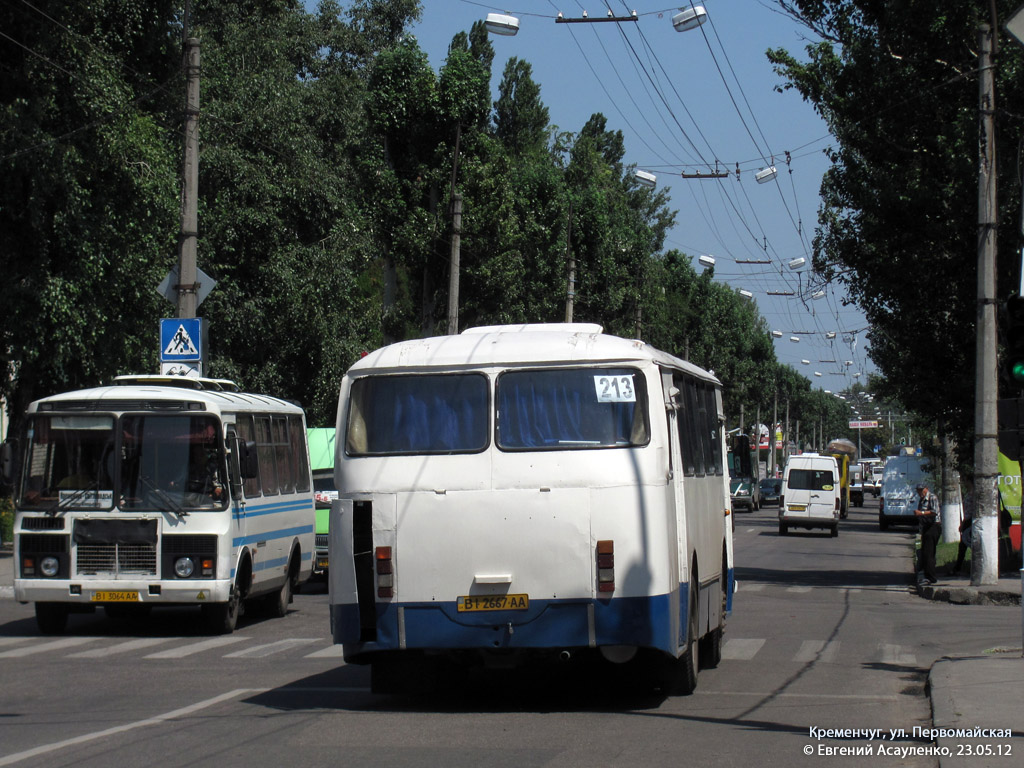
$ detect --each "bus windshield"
[497,367,649,450]
[19,413,228,512]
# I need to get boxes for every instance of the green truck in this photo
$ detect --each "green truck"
[307,427,336,577]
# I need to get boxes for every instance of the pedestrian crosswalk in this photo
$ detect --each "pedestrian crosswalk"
[0,633,921,667]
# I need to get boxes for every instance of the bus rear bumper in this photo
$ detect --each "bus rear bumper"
[333,593,677,661]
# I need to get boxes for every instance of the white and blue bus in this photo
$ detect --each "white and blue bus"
[328,324,734,694]
[4,375,314,634]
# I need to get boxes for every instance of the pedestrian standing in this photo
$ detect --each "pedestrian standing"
[915,482,941,584]
[952,487,973,575]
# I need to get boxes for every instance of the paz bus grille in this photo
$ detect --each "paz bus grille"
[76,543,157,575]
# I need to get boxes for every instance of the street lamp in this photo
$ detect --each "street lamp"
[698,254,715,268]
[485,13,520,35]
[755,166,778,183]
[673,6,708,32]
[635,169,657,187]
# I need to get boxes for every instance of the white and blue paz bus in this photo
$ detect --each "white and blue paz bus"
[4,376,314,635]
[329,324,734,694]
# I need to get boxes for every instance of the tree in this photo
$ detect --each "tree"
[0,1,181,430]
[767,1,1024,452]
[494,58,550,155]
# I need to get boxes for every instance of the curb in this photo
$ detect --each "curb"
[916,582,1021,606]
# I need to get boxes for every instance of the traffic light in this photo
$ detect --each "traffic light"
[1005,295,1024,386]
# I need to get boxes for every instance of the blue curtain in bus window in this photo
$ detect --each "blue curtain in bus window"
[358,374,488,454]
[497,368,646,449]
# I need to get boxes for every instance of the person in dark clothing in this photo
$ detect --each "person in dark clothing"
[915,482,941,584]
[952,491,972,575]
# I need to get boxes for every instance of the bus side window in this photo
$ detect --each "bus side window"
[273,417,293,494]
[703,385,723,475]
[235,414,262,499]
[256,416,278,496]
[289,415,311,492]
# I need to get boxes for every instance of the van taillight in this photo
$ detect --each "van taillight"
[375,546,393,599]
[597,540,614,593]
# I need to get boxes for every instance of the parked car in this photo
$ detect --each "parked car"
[730,476,760,512]
[879,455,932,531]
[759,478,782,506]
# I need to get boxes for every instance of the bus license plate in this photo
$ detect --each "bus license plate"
[457,594,529,612]
[91,591,140,603]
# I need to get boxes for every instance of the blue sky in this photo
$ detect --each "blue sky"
[405,1,874,398]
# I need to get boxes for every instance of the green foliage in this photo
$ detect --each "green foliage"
[768,1,1024,452]
[0,0,805,437]
[0,496,12,545]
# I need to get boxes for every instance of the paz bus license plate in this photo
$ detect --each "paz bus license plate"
[90,591,140,603]
[457,594,529,612]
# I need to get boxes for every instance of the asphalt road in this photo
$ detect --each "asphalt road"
[1,498,1019,768]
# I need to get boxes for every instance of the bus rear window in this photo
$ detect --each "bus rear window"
[346,374,489,455]
[497,368,649,450]
[788,469,835,491]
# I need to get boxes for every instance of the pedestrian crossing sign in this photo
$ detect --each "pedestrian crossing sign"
[160,318,203,362]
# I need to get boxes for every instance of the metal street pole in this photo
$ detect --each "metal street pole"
[974,24,999,585]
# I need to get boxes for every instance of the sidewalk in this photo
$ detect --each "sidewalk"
[928,654,1023,767]
[918,570,1023,766]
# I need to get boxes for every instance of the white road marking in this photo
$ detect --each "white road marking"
[0,688,266,767]
[721,638,766,660]
[0,637,99,658]
[304,644,347,658]
[878,643,916,665]
[223,638,318,658]
[793,639,840,663]
[68,638,179,658]
[144,636,247,659]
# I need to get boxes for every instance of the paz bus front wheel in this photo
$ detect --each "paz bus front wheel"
[35,603,69,635]
[202,583,240,635]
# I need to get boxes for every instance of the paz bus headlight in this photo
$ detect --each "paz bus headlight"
[40,557,60,577]
[173,556,196,578]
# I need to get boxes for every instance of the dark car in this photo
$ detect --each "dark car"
[759,478,782,506]
[730,476,760,512]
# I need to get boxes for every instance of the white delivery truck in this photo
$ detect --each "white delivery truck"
[878,455,932,531]
[779,453,841,537]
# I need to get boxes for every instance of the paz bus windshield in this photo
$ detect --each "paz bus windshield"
[19,413,228,512]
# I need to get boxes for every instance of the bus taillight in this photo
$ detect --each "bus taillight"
[597,540,615,593]
[375,546,393,598]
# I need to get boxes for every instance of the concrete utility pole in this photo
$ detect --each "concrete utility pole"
[446,193,462,335]
[565,202,575,322]
[772,392,779,476]
[177,37,200,320]
[973,23,1000,585]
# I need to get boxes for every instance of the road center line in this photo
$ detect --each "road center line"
[0,687,267,767]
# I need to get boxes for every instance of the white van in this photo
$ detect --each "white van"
[878,455,932,530]
[779,454,841,537]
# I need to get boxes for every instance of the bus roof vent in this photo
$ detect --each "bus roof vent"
[112,375,240,392]
[462,323,603,336]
